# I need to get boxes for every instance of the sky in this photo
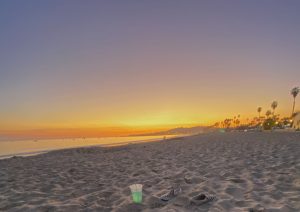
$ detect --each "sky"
[1,1,300,138]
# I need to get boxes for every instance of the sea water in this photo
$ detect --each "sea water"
[0,135,180,159]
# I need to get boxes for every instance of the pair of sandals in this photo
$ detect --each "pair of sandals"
[160,187,215,206]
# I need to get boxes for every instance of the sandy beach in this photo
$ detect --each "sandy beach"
[1,132,300,211]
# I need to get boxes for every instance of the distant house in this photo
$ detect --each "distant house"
[292,112,300,130]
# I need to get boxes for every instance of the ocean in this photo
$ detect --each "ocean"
[0,135,178,159]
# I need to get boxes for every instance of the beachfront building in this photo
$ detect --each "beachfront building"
[292,112,300,130]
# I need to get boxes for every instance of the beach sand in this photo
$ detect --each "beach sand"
[1,132,300,211]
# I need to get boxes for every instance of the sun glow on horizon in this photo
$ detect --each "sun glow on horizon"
[1,1,300,139]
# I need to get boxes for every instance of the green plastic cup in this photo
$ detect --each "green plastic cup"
[132,191,142,203]
[129,184,143,204]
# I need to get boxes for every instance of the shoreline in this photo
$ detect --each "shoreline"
[0,134,187,160]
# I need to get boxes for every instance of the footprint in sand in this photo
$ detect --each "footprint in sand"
[147,196,167,209]
[184,176,206,184]
[219,171,232,178]
[227,178,246,184]
[292,179,300,188]
[173,196,190,207]
[116,202,146,212]
[225,186,244,199]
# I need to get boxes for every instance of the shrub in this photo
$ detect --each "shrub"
[263,118,276,130]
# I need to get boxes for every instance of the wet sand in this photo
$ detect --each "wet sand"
[1,132,300,211]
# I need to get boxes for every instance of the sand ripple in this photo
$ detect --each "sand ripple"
[1,132,300,211]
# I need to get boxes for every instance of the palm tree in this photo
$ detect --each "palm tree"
[271,101,278,116]
[291,87,300,116]
[235,119,240,127]
[224,118,232,128]
[266,110,272,118]
[257,107,262,118]
[214,122,220,128]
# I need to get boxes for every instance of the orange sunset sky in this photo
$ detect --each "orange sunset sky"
[1,1,300,139]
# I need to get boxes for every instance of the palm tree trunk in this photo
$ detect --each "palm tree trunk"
[292,97,296,117]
